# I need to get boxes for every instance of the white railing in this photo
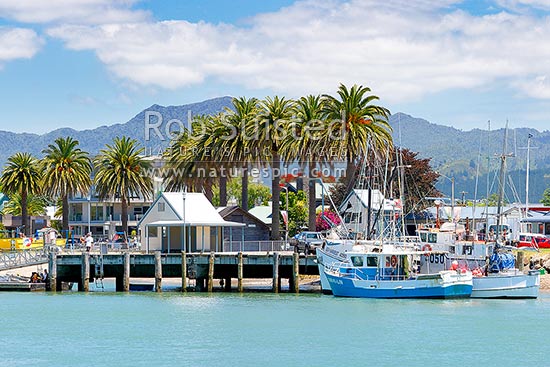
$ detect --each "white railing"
[0,249,49,271]
[221,240,289,252]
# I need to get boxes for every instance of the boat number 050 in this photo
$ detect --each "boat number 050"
[428,254,446,264]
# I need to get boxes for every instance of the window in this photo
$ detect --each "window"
[428,233,437,243]
[158,202,165,212]
[366,256,378,267]
[148,227,158,238]
[351,256,364,267]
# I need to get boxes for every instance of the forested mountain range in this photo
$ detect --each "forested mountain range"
[1,98,548,203]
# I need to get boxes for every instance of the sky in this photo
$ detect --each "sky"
[1,0,550,134]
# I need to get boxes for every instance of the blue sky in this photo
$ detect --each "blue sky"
[1,0,550,134]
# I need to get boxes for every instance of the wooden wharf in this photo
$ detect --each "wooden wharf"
[48,251,319,293]
[0,282,45,292]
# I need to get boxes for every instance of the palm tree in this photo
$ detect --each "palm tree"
[165,115,219,202]
[323,83,392,191]
[0,152,42,235]
[42,137,92,234]
[223,97,259,210]
[0,193,48,216]
[254,96,295,240]
[284,95,329,231]
[94,136,153,236]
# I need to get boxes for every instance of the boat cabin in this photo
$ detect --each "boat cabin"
[343,252,418,281]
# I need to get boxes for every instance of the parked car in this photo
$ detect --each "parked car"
[290,231,324,254]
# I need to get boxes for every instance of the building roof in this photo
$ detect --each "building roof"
[217,206,270,230]
[248,203,273,225]
[340,189,399,212]
[141,192,245,227]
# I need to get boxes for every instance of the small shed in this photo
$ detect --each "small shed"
[217,206,270,242]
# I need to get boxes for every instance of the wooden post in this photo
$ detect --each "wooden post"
[81,252,90,292]
[292,252,299,293]
[123,251,130,292]
[237,252,243,293]
[154,251,162,292]
[207,252,215,292]
[272,252,279,293]
[48,251,57,292]
[517,251,524,271]
[181,251,187,292]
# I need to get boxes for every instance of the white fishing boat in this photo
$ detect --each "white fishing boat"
[323,245,473,298]
[470,250,539,298]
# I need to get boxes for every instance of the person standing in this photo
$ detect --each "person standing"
[85,233,94,252]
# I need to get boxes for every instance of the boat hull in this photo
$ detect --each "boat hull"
[325,271,472,299]
[471,271,540,298]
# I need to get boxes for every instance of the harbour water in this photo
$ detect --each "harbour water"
[1,290,549,366]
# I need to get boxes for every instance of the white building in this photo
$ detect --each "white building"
[138,192,244,253]
[67,155,165,239]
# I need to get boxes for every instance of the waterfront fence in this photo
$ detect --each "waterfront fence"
[221,240,290,252]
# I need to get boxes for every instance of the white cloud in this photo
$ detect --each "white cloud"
[514,75,550,98]
[0,27,42,64]
[496,0,550,11]
[0,0,148,24]
[45,0,550,102]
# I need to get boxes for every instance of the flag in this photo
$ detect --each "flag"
[281,211,288,225]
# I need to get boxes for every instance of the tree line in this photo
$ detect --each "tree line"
[0,83,420,240]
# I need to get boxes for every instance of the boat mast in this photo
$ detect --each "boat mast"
[484,120,491,243]
[525,133,532,215]
[495,122,511,243]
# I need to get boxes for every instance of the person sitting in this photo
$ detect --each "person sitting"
[30,272,40,283]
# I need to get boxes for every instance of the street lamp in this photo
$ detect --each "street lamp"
[280,185,289,244]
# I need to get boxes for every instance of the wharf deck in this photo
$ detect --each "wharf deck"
[49,251,319,293]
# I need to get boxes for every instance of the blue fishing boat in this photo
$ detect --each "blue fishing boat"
[324,247,473,298]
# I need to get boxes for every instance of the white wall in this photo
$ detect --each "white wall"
[139,196,179,252]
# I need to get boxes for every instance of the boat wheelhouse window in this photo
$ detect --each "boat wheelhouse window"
[351,256,364,267]
[419,232,427,242]
[449,246,456,254]
[366,256,378,267]
[428,233,437,243]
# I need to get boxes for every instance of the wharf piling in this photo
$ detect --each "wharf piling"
[181,251,187,292]
[237,252,244,292]
[272,252,280,293]
[49,251,57,292]
[154,251,162,292]
[123,252,130,292]
[207,253,215,292]
[81,252,90,292]
[292,252,299,294]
